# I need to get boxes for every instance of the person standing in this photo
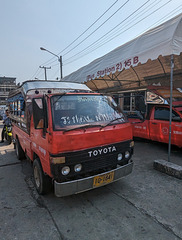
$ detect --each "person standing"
[0,108,11,143]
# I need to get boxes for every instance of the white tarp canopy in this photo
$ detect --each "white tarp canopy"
[63,13,182,92]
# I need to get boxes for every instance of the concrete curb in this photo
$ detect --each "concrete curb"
[153,159,182,179]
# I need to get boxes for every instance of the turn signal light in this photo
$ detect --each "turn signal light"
[130,141,134,147]
[50,156,65,164]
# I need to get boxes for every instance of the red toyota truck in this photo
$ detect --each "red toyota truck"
[127,104,182,148]
[8,80,134,197]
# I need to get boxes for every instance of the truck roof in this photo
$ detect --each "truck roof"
[9,80,92,97]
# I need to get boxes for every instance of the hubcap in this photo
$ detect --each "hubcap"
[34,166,41,188]
[16,143,19,156]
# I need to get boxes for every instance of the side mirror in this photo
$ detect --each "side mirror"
[32,98,44,129]
[138,112,144,120]
[172,116,181,122]
[124,111,144,120]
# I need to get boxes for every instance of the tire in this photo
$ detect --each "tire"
[15,138,25,160]
[33,158,52,195]
[7,135,12,145]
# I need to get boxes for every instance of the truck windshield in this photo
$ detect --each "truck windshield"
[51,94,127,130]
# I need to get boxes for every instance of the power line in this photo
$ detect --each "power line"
[138,5,182,35]
[38,0,131,70]
[32,0,129,78]
[59,0,119,55]
[30,67,42,80]
[63,0,152,64]
[33,0,182,80]
[63,0,175,66]
[100,0,173,45]
[39,0,120,67]
[62,0,130,57]
[43,0,130,66]
[49,68,60,80]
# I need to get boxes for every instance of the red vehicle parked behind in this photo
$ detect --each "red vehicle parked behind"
[127,104,182,148]
[8,80,134,197]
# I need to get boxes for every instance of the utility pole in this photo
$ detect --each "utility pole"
[39,66,51,81]
[59,55,63,79]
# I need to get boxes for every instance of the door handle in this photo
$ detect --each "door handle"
[152,122,157,125]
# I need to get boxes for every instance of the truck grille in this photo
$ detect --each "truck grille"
[50,140,133,182]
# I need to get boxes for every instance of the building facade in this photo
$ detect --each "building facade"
[0,77,17,106]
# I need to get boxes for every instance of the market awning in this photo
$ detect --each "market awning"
[148,86,182,100]
[63,13,182,92]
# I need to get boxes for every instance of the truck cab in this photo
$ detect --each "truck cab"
[127,104,182,148]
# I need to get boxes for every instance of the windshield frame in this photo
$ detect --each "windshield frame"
[51,93,127,131]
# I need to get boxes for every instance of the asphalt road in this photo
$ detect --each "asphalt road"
[0,120,182,240]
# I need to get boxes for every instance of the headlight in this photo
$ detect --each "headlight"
[117,153,123,161]
[7,127,12,131]
[74,164,82,172]
[125,151,130,159]
[61,166,70,175]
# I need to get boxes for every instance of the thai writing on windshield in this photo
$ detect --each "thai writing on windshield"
[51,95,126,129]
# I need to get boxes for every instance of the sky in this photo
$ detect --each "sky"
[0,0,182,84]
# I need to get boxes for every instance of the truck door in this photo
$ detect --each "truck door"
[127,111,149,139]
[132,120,149,139]
[32,97,49,169]
[150,106,182,147]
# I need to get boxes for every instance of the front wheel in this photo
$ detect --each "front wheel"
[15,138,25,160]
[33,158,52,195]
[7,135,12,144]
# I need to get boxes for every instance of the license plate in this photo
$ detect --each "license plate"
[93,171,114,188]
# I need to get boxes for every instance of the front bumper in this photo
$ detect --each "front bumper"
[54,161,133,197]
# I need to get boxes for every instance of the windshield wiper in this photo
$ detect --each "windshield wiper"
[63,123,103,133]
[52,93,66,106]
[100,117,124,130]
